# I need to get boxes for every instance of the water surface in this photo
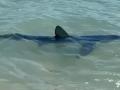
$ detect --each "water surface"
[0,0,120,90]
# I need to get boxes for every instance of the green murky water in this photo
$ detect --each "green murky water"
[0,0,120,90]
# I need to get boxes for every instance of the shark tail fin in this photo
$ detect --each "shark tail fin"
[55,25,69,38]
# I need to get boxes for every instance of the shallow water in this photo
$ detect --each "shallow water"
[0,0,120,90]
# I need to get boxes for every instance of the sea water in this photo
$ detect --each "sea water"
[0,0,120,90]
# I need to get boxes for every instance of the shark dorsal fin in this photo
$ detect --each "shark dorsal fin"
[55,25,69,38]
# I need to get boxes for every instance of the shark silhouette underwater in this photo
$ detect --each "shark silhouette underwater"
[0,25,120,56]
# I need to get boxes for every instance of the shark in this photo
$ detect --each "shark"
[0,25,120,56]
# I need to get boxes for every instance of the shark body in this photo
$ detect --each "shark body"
[0,26,120,56]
